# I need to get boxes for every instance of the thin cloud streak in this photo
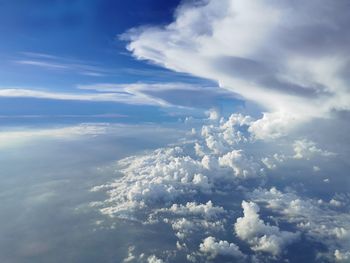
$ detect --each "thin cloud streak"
[0,82,238,109]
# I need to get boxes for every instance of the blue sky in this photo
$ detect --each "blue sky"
[0,0,243,124]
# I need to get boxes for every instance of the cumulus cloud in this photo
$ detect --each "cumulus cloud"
[91,147,209,217]
[169,217,224,240]
[219,150,262,178]
[91,111,343,261]
[293,139,335,159]
[92,134,264,220]
[124,0,350,130]
[123,246,137,262]
[158,201,225,220]
[91,112,281,219]
[248,112,297,140]
[234,201,299,256]
[146,255,164,263]
[199,236,245,259]
[249,187,350,259]
[335,250,350,262]
[261,154,286,170]
[122,247,164,263]
[199,113,253,154]
[206,108,220,121]
[154,202,226,241]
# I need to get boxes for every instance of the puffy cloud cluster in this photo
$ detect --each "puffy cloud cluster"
[293,139,335,159]
[91,109,342,261]
[169,217,224,240]
[199,113,253,153]
[249,187,350,260]
[219,150,262,179]
[88,108,347,263]
[124,0,350,128]
[234,201,299,256]
[335,250,350,262]
[261,154,286,170]
[206,108,220,121]
[91,114,273,219]
[157,201,225,220]
[199,236,245,260]
[122,247,165,263]
[91,147,208,217]
[248,112,297,140]
[150,202,227,241]
[90,113,281,261]
[147,255,164,263]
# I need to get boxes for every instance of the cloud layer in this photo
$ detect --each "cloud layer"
[91,111,346,262]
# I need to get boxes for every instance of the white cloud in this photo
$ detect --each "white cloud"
[91,147,207,218]
[335,250,350,262]
[200,113,252,151]
[199,236,245,259]
[91,112,271,219]
[261,154,286,170]
[159,201,225,220]
[124,0,350,130]
[248,112,298,140]
[234,201,299,256]
[0,86,168,106]
[0,123,109,148]
[122,247,164,263]
[14,52,109,76]
[293,139,335,159]
[90,111,346,261]
[147,255,164,263]
[313,166,321,172]
[218,150,262,178]
[249,187,350,258]
[206,108,220,121]
[170,217,224,240]
[330,199,342,208]
[123,246,137,262]
[149,201,226,240]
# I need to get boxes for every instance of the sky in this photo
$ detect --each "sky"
[0,0,243,125]
[1,1,350,263]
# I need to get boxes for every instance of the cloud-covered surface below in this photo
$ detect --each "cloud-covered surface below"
[92,111,350,262]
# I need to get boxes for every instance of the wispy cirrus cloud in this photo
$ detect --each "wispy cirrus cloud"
[0,87,169,106]
[0,113,126,119]
[0,82,240,109]
[13,52,108,77]
[0,123,109,148]
[13,52,202,79]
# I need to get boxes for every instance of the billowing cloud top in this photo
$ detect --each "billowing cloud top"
[124,0,350,124]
